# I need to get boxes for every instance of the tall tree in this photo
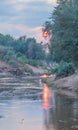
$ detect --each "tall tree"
[44,0,78,65]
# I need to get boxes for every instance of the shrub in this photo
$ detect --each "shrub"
[56,62,75,78]
[3,50,16,61]
[27,59,43,67]
[48,62,75,78]
[48,63,59,74]
[17,55,27,63]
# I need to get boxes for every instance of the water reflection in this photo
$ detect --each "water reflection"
[0,82,78,130]
[42,83,55,130]
[53,95,78,130]
[42,83,78,130]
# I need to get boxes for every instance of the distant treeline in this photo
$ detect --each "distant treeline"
[0,34,46,67]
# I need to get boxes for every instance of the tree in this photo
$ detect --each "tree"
[43,0,78,66]
[0,33,46,65]
[26,38,45,59]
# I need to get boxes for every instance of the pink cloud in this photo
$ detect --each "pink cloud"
[0,22,46,43]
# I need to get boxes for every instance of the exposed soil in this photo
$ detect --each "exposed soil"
[0,61,44,99]
[47,74,78,99]
[0,61,47,76]
[0,61,78,99]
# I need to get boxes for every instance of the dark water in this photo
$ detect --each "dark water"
[0,83,78,130]
[49,94,78,130]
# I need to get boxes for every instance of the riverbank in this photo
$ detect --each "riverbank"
[0,74,42,99]
[47,74,78,99]
[0,61,78,99]
[0,61,47,76]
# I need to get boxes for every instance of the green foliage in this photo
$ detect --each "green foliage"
[44,0,78,66]
[17,55,27,63]
[0,33,14,46]
[56,62,75,78]
[0,33,46,67]
[0,46,8,59]
[48,63,59,74]
[50,62,75,78]
[26,59,43,67]
[3,50,16,61]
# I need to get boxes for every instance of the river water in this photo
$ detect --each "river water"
[0,77,78,130]
[0,99,43,130]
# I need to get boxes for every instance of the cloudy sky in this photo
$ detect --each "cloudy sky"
[0,0,57,42]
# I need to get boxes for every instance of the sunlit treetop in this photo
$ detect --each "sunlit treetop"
[42,31,49,38]
[42,29,51,40]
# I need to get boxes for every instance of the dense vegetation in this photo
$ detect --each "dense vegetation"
[0,34,46,67]
[0,0,78,77]
[43,0,78,77]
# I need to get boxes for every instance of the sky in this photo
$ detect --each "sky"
[0,0,57,43]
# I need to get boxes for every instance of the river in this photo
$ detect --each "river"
[0,99,43,130]
[0,77,78,130]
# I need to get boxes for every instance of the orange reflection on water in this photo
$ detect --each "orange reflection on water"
[42,83,49,110]
[42,84,55,130]
[42,83,52,129]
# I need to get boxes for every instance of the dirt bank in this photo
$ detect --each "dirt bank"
[0,61,47,76]
[0,61,44,99]
[47,74,78,99]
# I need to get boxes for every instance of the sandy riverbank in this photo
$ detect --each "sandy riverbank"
[47,74,78,99]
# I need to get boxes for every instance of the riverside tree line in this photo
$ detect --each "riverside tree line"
[43,0,78,77]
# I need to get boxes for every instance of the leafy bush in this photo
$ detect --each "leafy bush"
[49,62,75,78]
[0,46,8,60]
[17,55,27,63]
[48,63,59,74]
[3,49,16,61]
[56,62,75,78]
[27,59,43,67]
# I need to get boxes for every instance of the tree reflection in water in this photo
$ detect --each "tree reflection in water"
[42,83,78,130]
[52,95,78,130]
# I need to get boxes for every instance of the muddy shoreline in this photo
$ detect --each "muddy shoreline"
[0,61,78,99]
[47,74,78,99]
[0,71,42,99]
[0,72,78,99]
